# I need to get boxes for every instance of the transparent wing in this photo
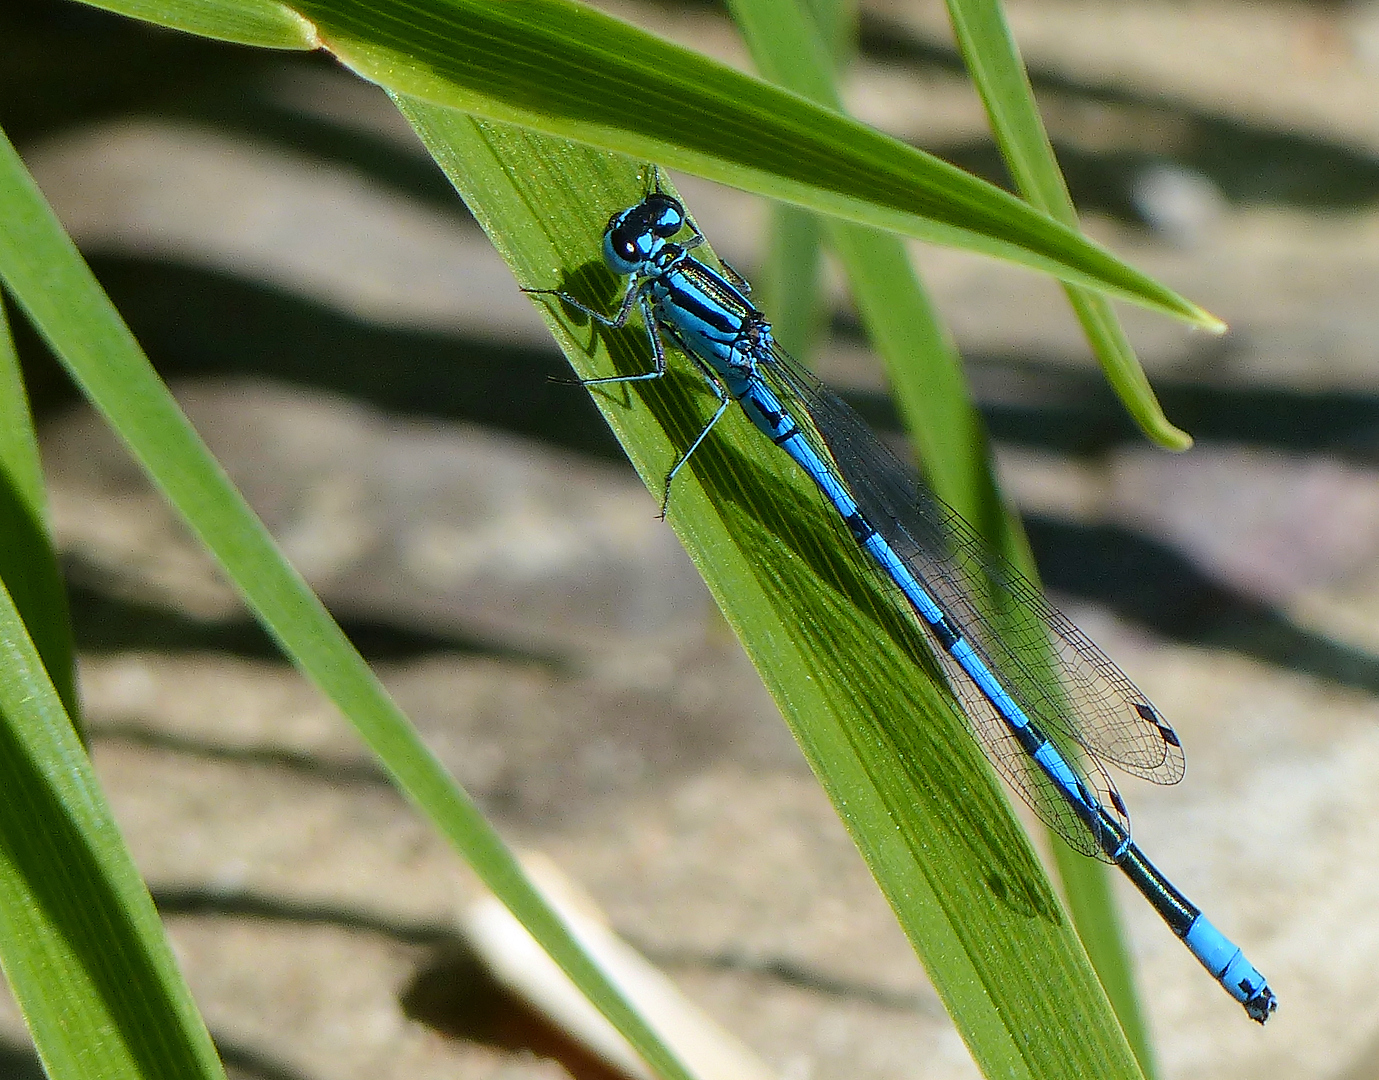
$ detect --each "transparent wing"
[761,344,1184,856]
[927,643,1131,859]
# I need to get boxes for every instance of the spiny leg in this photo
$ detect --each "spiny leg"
[577,293,668,387]
[654,333,738,519]
[659,379,730,519]
[677,214,706,254]
[522,272,644,329]
[525,283,667,386]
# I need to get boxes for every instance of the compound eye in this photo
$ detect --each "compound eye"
[645,193,685,237]
[604,222,651,272]
[611,228,641,261]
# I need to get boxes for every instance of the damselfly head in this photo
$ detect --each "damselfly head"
[602,193,686,275]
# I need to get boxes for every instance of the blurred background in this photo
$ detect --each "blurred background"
[5,0,1379,1075]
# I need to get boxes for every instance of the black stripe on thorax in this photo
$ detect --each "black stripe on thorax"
[664,279,745,335]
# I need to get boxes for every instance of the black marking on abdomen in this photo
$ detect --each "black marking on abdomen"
[930,615,960,650]
[844,510,876,544]
[1012,714,1045,754]
[754,398,785,428]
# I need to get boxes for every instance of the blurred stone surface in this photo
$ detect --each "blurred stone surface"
[23,118,545,343]
[45,378,717,658]
[10,2,1379,1075]
[24,109,1379,400]
[998,442,1379,655]
[1130,164,1229,247]
[1109,444,1379,605]
[35,373,1378,1080]
[892,0,1379,155]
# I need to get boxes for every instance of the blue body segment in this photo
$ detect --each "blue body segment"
[527,186,1276,1024]
[1186,917,1271,1008]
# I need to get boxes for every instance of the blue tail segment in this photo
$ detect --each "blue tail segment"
[524,183,1277,1024]
[1117,839,1275,1022]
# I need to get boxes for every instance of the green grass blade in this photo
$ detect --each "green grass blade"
[945,0,1191,450]
[755,0,850,364]
[401,101,1144,1080]
[724,0,1144,1070]
[0,299,79,720]
[79,0,317,47]
[1052,841,1155,1076]
[724,0,993,516]
[735,0,1157,1056]
[69,0,1218,327]
[0,570,225,1078]
[943,0,1170,1060]
[760,206,827,363]
[1063,290,1191,450]
[0,126,699,1080]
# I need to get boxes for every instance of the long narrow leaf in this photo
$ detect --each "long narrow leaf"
[0,126,699,1080]
[760,207,827,363]
[723,0,1144,1071]
[943,0,1170,1061]
[0,300,78,719]
[752,0,843,365]
[721,0,1013,517]
[400,101,1144,1080]
[76,0,317,47]
[945,0,1190,451]
[70,0,1220,327]
[0,570,224,1079]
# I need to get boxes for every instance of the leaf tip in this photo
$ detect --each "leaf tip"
[1156,426,1194,452]
[1194,308,1228,335]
